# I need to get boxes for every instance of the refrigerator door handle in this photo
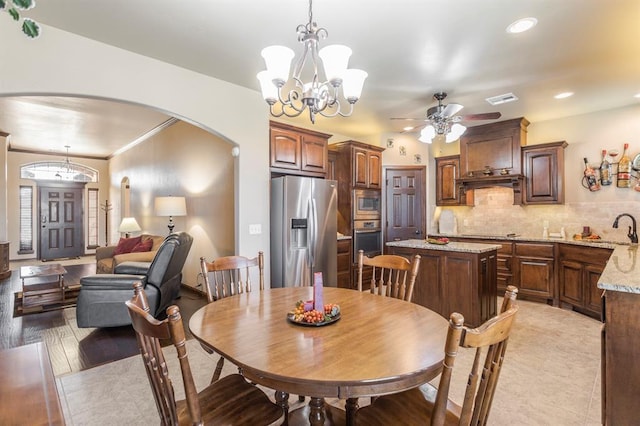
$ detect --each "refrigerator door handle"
[309,198,317,268]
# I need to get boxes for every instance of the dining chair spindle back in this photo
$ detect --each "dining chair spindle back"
[125,281,283,426]
[355,286,519,426]
[357,249,421,302]
[199,251,265,383]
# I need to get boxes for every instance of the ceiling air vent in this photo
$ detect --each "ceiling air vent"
[486,93,519,106]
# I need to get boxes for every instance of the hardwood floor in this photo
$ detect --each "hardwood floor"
[0,262,207,375]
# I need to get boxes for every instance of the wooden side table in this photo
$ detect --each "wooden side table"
[19,264,68,307]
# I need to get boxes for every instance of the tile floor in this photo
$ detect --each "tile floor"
[56,297,602,425]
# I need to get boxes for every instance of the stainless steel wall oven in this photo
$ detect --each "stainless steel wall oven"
[353,220,382,262]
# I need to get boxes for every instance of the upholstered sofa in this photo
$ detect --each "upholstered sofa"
[95,234,165,273]
[77,232,194,328]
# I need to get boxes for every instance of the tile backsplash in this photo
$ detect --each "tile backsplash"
[432,187,640,243]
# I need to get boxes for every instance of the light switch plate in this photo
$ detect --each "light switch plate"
[249,224,262,235]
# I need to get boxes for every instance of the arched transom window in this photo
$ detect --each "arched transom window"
[20,161,99,182]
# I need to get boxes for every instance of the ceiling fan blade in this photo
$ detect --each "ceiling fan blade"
[460,112,502,121]
[426,106,439,117]
[440,103,464,118]
[390,117,427,121]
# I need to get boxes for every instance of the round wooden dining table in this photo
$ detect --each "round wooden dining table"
[189,287,448,426]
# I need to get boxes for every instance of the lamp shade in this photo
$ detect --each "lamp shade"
[446,123,467,143]
[419,125,436,143]
[118,217,141,233]
[261,45,294,83]
[341,69,368,101]
[155,196,187,217]
[319,44,352,83]
[257,70,278,102]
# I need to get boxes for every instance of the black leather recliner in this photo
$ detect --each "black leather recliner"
[76,232,194,328]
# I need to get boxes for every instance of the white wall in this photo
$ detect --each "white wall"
[109,120,235,287]
[0,23,271,280]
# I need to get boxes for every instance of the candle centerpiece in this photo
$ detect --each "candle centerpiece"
[287,272,341,326]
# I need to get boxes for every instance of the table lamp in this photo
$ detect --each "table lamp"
[155,196,186,233]
[118,217,141,238]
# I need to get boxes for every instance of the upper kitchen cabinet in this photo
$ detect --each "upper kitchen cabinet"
[269,121,332,178]
[522,141,568,204]
[458,117,529,205]
[435,155,462,206]
[330,140,385,189]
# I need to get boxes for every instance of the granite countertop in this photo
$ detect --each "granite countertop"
[598,245,640,294]
[386,239,501,254]
[431,232,639,294]
[430,232,624,249]
[337,235,352,240]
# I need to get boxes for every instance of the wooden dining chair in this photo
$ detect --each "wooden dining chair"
[199,251,264,383]
[200,251,265,302]
[125,282,283,426]
[355,286,519,426]
[357,249,421,302]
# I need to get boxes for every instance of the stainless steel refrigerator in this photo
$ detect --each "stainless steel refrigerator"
[271,176,337,288]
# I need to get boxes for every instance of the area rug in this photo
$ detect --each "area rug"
[55,339,313,425]
[13,286,80,317]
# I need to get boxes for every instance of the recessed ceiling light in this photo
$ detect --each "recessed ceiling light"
[506,17,538,34]
[554,92,574,99]
[634,93,640,98]
[403,126,414,131]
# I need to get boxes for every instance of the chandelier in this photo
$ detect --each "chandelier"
[418,121,467,144]
[256,0,367,124]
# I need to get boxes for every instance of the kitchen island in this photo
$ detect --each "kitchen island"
[387,239,500,327]
[597,244,640,425]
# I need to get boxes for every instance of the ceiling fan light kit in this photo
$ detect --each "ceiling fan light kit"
[257,0,367,124]
[409,92,500,144]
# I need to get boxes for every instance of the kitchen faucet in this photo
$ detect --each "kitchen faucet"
[612,213,638,244]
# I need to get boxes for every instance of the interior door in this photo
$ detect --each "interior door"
[39,183,85,260]
[384,167,426,247]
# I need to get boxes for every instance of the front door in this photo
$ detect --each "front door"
[39,183,85,260]
[384,167,426,247]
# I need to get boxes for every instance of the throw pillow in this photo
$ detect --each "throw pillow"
[114,236,142,255]
[131,238,153,253]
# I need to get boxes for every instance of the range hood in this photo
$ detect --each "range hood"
[458,117,529,205]
[457,174,524,204]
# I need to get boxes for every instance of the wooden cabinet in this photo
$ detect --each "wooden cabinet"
[0,241,10,280]
[389,245,498,327]
[330,140,385,190]
[327,150,337,181]
[514,242,555,303]
[559,244,612,318]
[269,121,331,177]
[602,290,640,425]
[337,238,352,289]
[458,118,529,204]
[460,117,528,176]
[435,155,462,206]
[522,141,567,204]
[448,237,513,293]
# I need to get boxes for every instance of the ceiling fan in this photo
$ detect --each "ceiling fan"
[392,92,501,143]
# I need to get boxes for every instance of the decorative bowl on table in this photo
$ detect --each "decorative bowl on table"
[427,237,449,245]
[287,300,341,327]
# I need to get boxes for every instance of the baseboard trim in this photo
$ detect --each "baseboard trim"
[180,283,206,298]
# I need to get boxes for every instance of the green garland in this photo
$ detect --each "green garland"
[0,0,40,38]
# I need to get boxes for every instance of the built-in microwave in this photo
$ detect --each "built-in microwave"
[353,189,381,220]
